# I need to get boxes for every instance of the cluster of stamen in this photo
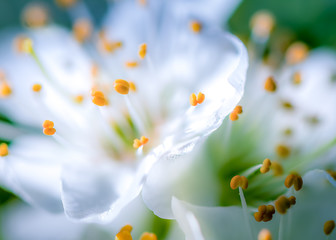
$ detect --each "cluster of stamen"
[0,143,9,157]
[115,225,157,240]
[42,120,56,136]
[230,175,248,190]
[258,229,272,240]
[189,92,205,106]
[260,158,272,173]
[254,205,275,222]
[229,105,243,121]
[275,195,296,214]
[133,136,149,149]
[264,76,277,92]
[324,220,335,236]
[284,173,303,191]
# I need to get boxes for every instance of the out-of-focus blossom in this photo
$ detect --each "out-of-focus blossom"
[0,0,247,222]
[144,10,336,239]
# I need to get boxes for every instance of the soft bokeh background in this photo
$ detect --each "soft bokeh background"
[0,0,336,239]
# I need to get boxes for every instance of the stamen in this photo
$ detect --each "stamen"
[73,94,84,103]
[189,92,205,106]
[284,173,303,191]
[285,42,309,65]
[139,43,147,59]
[264,76,277,92]
[115,224,133,240]
[324,220,335,236]
[281,101,294,110]
[73,19,92,43]
[292,72,302,85]
[0,143,9,157]
[260,158,272,174]
[327,170,336,180]
[125,61,139,68]
[271,161,283,176]
[91,90,108,106]
[229,111,239,121]
[275,196,291,214]
[250,11,275,38]
[190,20,202,33]
[129,81,136,92]
[55,0,77,8]
[0,82,12,97]
[140,232,157,240]
[258,229,272,240]
[114,79,130,95]
[32,83,42,92]
[137,0,147,6]
[230,175,248,190]
[22,4,49,28]
[276,144,291,158]
[288,196,296,206]
[42,120,56,136]
[133,136,148,149]
[254,205,275,222]
[234,105,243,114]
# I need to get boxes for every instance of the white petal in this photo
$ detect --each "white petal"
[0,135,64,212]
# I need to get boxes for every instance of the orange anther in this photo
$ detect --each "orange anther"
[114,79,130,95]
[229,111,239,121]
[73,19,92,43]
[32,83,42,92]
[139,43,147,59]
[264,76,277,92]
[190,20,202,33]
[140,232,157,240]
[0,143,9,157]
[125,61,139,68]
[42,120,54,129]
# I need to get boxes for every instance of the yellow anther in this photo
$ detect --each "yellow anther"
[0,83,12,97]
[285,174,304,191]
[275,196,291,214]
[258,229,272,240]
[115,231,132,240]
[119,225,133,233]
[43,128,56,136]
[22,38,34,54]
[324,220,335,236]
[190,93,197,106]
[23,4,48,28]
[114,79,130,95]
[55,0,77,8]
[42,120,56,136]
[288,196,296,206]
[229,111,239,121]
[250,11,275,38]
[129,81,136,92]
[190,92,205,106]
[32,83,42,92]
[125,61,139,68]
[286,42,309,65]
[292,72,302,85]
[271,161,283,176]
[260,158,272,174]
[281,101,294,110]
[230,175,248,190]
[264,76,277,92]
[190,20,202,33]
[73,19,92,43]
[139,43,147,59]
[140,232,157,240]
[276,144,290,158]
[74,95,84,103]
[233,105,243,114]
[254,205,275,222]
[42,120,54,129]
[103,41,123,53]
[133,136,149,149]
[283,128,293,136]
[0,143,9,157]
[140,136,149,145]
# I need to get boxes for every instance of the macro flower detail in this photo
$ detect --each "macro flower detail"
[0,0,247,222]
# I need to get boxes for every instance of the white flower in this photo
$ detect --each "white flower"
[0,0,247,222]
